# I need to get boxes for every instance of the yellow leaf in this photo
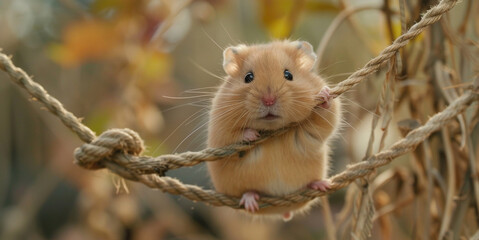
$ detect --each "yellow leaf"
[389,19,424,44]
[305,0,339,12]
[91,0,136,15]
[259,0,302,39]
[48,20,120,66]
[129,47,172,84]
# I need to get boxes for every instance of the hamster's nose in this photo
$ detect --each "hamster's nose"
[261,94,276,106]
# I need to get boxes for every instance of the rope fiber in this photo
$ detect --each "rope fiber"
[0,0,475,209]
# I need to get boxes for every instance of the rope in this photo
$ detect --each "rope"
[0,0,472,209]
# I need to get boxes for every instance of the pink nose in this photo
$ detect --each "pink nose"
[262,95,276,106]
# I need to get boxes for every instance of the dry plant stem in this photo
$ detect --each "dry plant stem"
[438,126,456,239]
[373,195,414,221]
[330,0,460,98]
[457,0,473,35]
[0,0,470,209]
[398,0,409,77]
[0,80,11,207]
[422,139,434,240]
[437,64,479,213]
[320,197,337,240]
[383,0,396,42]
[451,169,474,240]
[353,56,398,239]
[466,129,479,220]
[315,5,382,68]
[435,61,468,148]
[352,186,375,240]
[338,0,379,57]
[335,185,357,230]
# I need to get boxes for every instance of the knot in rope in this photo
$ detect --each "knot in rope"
[74,128,144,169]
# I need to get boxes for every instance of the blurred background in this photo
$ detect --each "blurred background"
[0,0,478,239]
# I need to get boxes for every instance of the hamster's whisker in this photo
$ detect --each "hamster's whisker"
[208,107,243,124]
[202,28,225,51]
[209,102,243,112]
[214,93,244,98]
[335,105,362,122]
[152,107,207,155]
[303,116,325,142]
[311,106,356,134]
[190,60,227,81]
[309,109,348,142]
[163,99,212,113]
[174,105,246,152]
[207,107,245,129]
[316,60,347,75]
[288,104,325,142]
[173,105,244,153]
[231,109,250,133]
[162,95,215,100]
[173,119,210,153]
[187,92,240,96]
[309,109,334,129]
[315,107,357,132]
[181,91,216,95]
[320,71,355,82]
[277,78,288,92]
[341,97,379,117]
[220,22,238,45]
[184,86,220,91]
[249,83,263,95]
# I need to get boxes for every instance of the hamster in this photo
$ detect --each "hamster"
[207,40,341,221]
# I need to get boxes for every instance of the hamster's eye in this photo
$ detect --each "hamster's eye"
[284,69,293,81]
[244,71,254,83]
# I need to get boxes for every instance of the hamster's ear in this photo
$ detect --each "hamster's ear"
[293,41,317,71]
[223,45,246,76]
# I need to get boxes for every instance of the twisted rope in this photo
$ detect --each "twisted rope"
[0,0,471,209]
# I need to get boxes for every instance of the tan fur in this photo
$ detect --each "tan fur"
[207,40,341,218]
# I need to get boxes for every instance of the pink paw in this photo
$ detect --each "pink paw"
[317,86,333,109]
[239,191,260,213]
[283,211,293,222]
[243,128,260,142]
[308,179,331,192]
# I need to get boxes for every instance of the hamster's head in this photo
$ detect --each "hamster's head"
[218,40,325,130]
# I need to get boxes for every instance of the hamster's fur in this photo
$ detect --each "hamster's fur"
[207,40,341,220]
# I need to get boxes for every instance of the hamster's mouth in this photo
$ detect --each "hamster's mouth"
[260,113,280,120]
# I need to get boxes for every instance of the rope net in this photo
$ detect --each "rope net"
[0,0,476,209]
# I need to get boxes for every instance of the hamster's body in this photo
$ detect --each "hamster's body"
[207,40,341,220]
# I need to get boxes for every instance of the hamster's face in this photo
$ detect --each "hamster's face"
[219,40,325,130]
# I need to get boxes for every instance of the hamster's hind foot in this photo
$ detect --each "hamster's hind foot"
[239,191,260,213]
[243,128,260,142]
[317,86,332,109]
[308,179,331,192]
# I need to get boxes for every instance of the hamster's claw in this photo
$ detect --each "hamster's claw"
[243,128,260,142]
[308,179,331,192]
[317,86,332,109]
[239,191,260,213]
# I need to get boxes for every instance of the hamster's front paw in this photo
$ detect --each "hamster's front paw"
[239,191,260,213]
[317,86,333,109]
[243,128,260,142]
[283,211,294,222]
[308,179,331,192]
